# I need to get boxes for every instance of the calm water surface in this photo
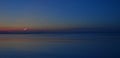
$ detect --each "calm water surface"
[0,33,120,58]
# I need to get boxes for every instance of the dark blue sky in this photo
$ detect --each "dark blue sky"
[0,0,120,31]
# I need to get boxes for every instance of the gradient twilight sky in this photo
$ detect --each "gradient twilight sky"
[0,0,120,31]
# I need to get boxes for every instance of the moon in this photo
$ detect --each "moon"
[23,27,28,31]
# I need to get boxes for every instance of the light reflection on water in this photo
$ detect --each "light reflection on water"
[0,34,120,58]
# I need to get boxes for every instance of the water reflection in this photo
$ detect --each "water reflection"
[0,34,119,58]
[0,38,81,52]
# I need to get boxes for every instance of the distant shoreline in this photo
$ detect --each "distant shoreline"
[0,32,119,34]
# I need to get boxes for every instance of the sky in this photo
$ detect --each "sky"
[0,0,120,31]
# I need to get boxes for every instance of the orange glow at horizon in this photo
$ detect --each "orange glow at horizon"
[0,27,31,31]
[0,27,57,31]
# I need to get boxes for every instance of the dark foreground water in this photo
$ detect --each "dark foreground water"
[0,33,120,58]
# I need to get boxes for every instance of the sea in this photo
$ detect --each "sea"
[0,33,120,58]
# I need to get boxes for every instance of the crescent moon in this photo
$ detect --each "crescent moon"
[23,28,28,31]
